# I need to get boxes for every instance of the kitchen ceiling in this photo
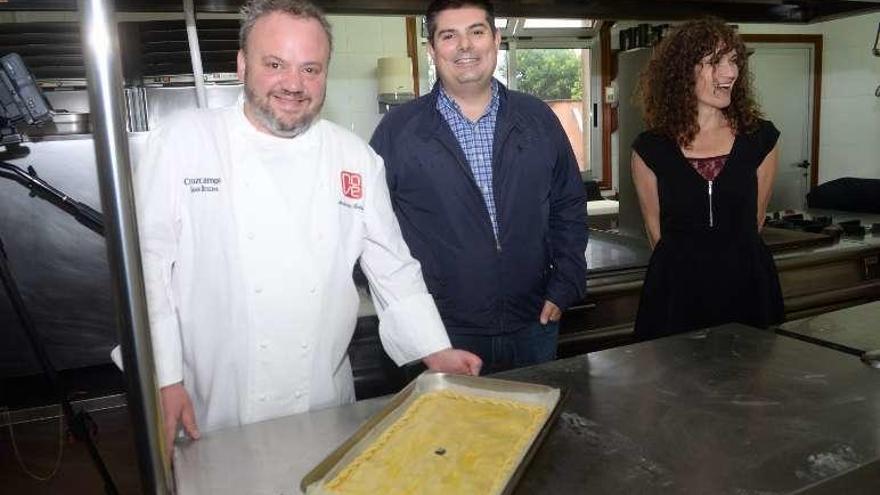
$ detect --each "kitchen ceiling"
[3,0,879,23]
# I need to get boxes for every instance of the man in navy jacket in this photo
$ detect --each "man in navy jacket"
[370,0,588,373]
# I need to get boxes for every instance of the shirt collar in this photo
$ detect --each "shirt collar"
[436,78,500,123]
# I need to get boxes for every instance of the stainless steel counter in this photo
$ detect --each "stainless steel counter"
[506,324,880,494]
[585,230,651,275]
[779,301,880,354]
[175,323,880,494]
[174,397,388,495]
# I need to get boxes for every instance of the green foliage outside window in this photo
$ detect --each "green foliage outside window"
[515,49,583,100]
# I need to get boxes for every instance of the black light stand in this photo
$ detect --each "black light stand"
[0,241,119,495]
[0,52,118,494]
[0,160,118,495]
[0,160,104,236]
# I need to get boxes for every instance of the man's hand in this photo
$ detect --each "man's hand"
[539,300,562,324]
[423,348,482,376]
[159,383,200,463]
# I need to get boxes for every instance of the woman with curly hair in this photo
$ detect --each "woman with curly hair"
[630,18,784,339]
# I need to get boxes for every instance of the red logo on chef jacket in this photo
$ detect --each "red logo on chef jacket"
[341,171,363,200]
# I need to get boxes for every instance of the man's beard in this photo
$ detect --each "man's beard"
[243,83,323,138]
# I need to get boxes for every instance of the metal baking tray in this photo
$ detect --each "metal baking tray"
[301,371,563,494]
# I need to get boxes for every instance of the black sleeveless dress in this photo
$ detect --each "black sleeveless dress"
[632,119,784,339]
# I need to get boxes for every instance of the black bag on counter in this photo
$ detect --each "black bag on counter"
[807,177,880,213]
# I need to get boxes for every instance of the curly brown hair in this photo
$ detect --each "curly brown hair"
[635,18,762,147]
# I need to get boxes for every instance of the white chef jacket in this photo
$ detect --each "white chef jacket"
[135,97,451,432]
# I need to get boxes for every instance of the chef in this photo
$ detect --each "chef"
[135,0,481,454]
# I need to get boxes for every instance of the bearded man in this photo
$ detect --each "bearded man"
[135,0,480,459]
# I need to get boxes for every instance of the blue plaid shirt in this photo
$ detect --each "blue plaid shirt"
[436,80,501,237]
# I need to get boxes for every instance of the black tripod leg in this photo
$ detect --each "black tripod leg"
[0,236,119,495]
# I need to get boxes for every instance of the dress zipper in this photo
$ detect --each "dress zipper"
[707,180,714,227]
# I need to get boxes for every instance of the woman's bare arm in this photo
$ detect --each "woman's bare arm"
[631,151,662,249]
[756,144,780,231]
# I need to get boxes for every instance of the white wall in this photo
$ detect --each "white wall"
[323,15,410,142]
[740,13,880,183]
[608,14,880,190]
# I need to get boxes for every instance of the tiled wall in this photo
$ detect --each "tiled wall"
[323,15,410,142]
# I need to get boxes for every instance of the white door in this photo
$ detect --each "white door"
[747,44,814,211]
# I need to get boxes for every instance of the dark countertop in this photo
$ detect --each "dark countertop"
[779,301,880,355]
[504,324,880,494]
[761,226,835,251]
[586,230,652,275]
[176,324,880,494]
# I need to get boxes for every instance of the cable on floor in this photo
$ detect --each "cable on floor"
[2,405,65,481]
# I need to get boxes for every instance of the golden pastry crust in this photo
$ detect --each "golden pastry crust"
[323,390,548,495]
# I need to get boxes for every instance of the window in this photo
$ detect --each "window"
[512,46,590,172]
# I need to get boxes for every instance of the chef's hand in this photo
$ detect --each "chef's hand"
[423,348,482,376]
[159,382,200,463]
[539,300,562,324]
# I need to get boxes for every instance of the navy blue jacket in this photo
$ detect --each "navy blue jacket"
[370,82,588,336]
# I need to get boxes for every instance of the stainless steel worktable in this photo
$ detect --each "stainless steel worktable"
[585,230,651,274]
[779,301,880,354]
[175,323,880,494]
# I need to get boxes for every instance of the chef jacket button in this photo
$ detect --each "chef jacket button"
[294,391,303,399]
[255,287,263,294]
[259,342,268,350]
[301,342,308,349]
[309,287,317,295]
[259,395,267,402]
[247,232,255,240]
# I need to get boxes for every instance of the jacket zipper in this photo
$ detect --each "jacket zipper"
[707,180,714,227]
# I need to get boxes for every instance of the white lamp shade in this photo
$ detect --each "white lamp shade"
[377,56,414,95]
